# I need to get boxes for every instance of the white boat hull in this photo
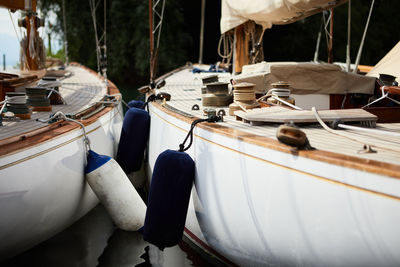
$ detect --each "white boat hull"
[147,103,400,266]
[0,104,123,259]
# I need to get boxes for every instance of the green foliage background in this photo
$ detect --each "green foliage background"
[264,0,400,65]
[39,0,400,96]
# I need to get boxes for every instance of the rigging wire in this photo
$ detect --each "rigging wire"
[345,0,351,72]
[313,14,324,62]
[353,0,375,73]
[88,0,101,74]
[322,10,332,50]
[8,9,30,70]
[149,0,166,85]
[87,0,108,82]
[8,10,20,42]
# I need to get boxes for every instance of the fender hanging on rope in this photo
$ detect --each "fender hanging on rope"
[142,115,222,250]
[116,107,150,173]
[86,150,146,231]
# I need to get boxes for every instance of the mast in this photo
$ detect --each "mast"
[0,0,44,70]
[345,0,351,71]
[198,0,205,64]
[62,0,69,65]
[234,23,250,73]
[148,0,165,87]
[149,0,154,85]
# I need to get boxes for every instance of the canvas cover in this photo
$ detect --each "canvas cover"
[234,62,376,95]
[367,41,400,81]
[221,0,348,34]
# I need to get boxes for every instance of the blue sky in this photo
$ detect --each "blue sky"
[0,9,19,68]
[0,8,62,69]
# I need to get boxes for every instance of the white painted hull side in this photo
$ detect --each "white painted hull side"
[0,104,123,260]
[147,103,400,267]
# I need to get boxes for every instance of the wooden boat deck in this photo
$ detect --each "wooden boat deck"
[0,66,107,141]
[155,66,400,166]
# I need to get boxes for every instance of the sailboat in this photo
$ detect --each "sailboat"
[0,0,123,260]
[144,0,400,266]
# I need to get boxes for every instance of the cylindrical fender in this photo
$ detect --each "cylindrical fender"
[127,100,145,109]
[116,107,150,173]
[86,150,146,231]
[142,149,195,250]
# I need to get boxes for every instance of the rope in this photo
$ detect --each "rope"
[0,100,8,114]
[256,88,303,110]
[311,107,400,153]
[106,93,129,108]
[337,123,400,138]
[46,88,68,104]
[9,10,30,70]
[142,94,159,111]
[8,10,21,42]
[56,84,127,107]
[217,33,233,64]
[6,95,26,105]
[179,115,222,152]
[322,10,332,50]
[36,111,91,157]
[314,15,324,62]
[362,86,400,108]
[88,0,101,73]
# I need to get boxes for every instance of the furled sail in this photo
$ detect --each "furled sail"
[220,0,348,34]
[367,41,400,80]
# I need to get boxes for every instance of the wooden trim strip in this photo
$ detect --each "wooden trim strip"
[151,102,400,180]
[0,124,102,171]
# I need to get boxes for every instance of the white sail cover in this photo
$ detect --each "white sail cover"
[221,0,348,34]
[367,41,400,81]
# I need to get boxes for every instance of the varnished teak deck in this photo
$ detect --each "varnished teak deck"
[151,66,400,177]
[0,65,118,157]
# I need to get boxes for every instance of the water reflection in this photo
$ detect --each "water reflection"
[2,205,221,267]
[98,229,148,266]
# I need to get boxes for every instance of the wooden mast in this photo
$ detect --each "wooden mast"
[0,0,42,70]
[149,0,155,86]
[234,23,250,74]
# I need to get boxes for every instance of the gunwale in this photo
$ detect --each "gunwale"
[0,63,121,158]
[149,65,400,179]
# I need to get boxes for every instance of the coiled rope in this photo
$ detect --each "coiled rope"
[256,88,303,110]
[217,33,233,65]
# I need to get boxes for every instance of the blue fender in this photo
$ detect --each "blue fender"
[127,100,145,109]
[116,107,150,173]
[142,149,195,250]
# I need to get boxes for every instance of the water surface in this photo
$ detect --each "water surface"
[2,205,222,267]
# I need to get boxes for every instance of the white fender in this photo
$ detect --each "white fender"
[86,150,146,231]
